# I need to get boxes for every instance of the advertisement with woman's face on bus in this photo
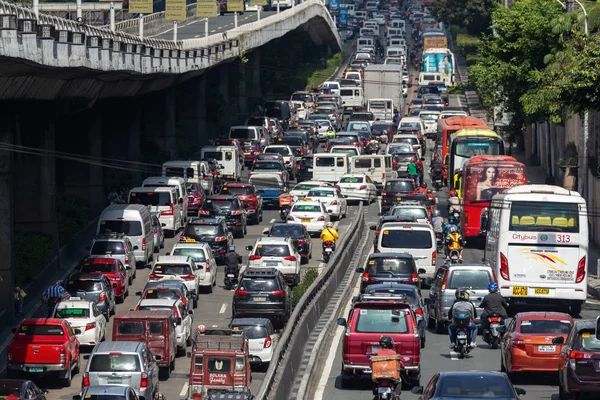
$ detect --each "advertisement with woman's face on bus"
[464,164,527,201]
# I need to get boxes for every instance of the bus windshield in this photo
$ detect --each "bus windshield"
[509,201,580,233]
[463,164,527,202]
[454,140,502,158]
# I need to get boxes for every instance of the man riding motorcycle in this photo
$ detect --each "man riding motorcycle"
[448,288,478,348]
[279,188,293,219]
[371,336,402,399]
[432,209,444,235]
[320,222,339,250]
[480,282,509,332]
[224,245,242,284]
[407,158,419,185]
[416,182,428,194]
[448,189,462,214]
[445,226,464,262]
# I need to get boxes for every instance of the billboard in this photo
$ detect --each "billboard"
[166,0,186,20]
[423,36,448,50]
[197,0,217,17]
[329,0,339,15]
[338,7,348,25]
[422,52,453,79]
[463,164,527,202]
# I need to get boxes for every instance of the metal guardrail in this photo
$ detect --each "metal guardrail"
[255,204,366,399]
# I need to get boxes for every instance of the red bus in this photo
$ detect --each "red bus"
[435,116,488,183]
[459,155,527,238]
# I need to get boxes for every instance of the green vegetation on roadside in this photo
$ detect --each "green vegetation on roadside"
[292,269,319,306]
[57,194,91,246]
[14,232,53,286]
[303,52,343,90]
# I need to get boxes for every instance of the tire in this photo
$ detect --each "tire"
[427,315,436,330]
[301,255,309,265]
[61,364,72,388]
[340,368,352,388]
[435,318,446,334]
[117,294,124,304]
[73,355,80,374]
[570,302,582,316]
[176,345,186,357]
[193,298,198,309]
[500,356,507,373]
[159,366,170,380]
[206,283,213,294]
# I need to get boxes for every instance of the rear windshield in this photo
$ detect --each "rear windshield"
[81,263,117,274]
[55,307,90,318]
[129,191,171,206]
[367,257,415,275]
[204,199,237,210]
[240,278,279,291]
[264,147,291,156]
[307,190,334,197]
[18,325,65,335]
[89,354,141,372]
[355,309,409,334]
[202,151,223,161]
[222,186,253,196]
[508,201,579,233]
[519,320,572,334]
[171,248,206,263]
[232,325,269,339]
[66,280,103,292]
[448,270,491,289]
[380,230,432,249]
[386,181,414,192]
[271,225,304,236]
[229,128,253,139]
[91,241,126,255]
[81,396,125,400]
[291,94,313,102]
[186,224,218,236]
[436,375,514,398]
[138,305,172,312]
[300,157,313,167]
[117,321,144,335]
[255,244,291,257]
[390,208,428,219]
[143,289,180,300]
[99,220,143,236]
[577,330,600,351]
[340,176,364,183]
[245,119,265,127]
[153,264,193,276]
[253,162,282,170]
[332,148,358,156]
[366,289,418,304]
[400,122,421,129]
[292,204,321,212]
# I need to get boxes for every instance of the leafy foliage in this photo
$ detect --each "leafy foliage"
[433,0,498,35]
[292,269,319,306]
[57,194,90,246]
[14,232,53,286]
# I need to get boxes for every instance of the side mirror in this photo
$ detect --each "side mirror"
[262,228,269,235]
[327,209,334,213]
[165,252,170,256]
[135,291,142,296]
[245,245,253,251]
[356,267,365,273]
[133,246,139,250]
[552,336,565,345]
[515,388,527,396]
[175,317,182,326]
[112,283,118,288]
[418,268,426,274]
[411,386,424,395]
[125,266,132,270]
[337,318,347,326]
[161,223,167,227]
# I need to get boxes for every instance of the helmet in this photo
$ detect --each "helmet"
[421,183,427,188]
[449,189,457,197]
[427,189,433,194]
[455,288,469,301]
[449,226,457,233]
[228,245,235,252]
[379,336,394,349]
[488,282,499,293]
[432,209,440,217]
[326,222,334,228]
[410,157,416,162]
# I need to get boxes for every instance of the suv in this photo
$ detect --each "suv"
[221,182,263,225]
[83,341,159,400]
[381,179,417,213]
[230,318,279,367]
[180,218,234,264]
[262,223,312,265]
[356,253,425,293]
[169,242,218,293]
[64,272,116,319]
[337,300,421,387]
[87,233,137,284]
[198,196,247,238]
[245,237,301,285]
[263,145,297,179]
[232,268,292,327]
[148,256,199,308]
[426,264,496,333]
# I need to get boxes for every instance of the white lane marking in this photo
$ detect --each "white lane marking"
[217,26,223,29]
[219,303,227,314]
[179,382,189,398]
[313,270,361,399]
[450,351,458,361]
[212,325,218,327]
[194,34,200,37]
[210,29,217,32]
[269,218,276,223]
[149,18,202,38]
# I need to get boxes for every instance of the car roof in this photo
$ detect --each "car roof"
[365,283,419,291]
[92,341,145,353]
[155,255,192,264]
[368,252,414,259]
[68,272,105,281]
[294,200,322,206]
[573,320,596,330]
[138,298,178,306]
[514,311,572,320]
[56,300,94,308]
[172,242,210,250]
[144,280,186,289]
[438,371,510,379]
[255,237,291,244]
[188,218,222,225]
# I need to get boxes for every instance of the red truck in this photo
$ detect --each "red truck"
[7,318,81,387]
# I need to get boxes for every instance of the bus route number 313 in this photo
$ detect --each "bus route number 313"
[556,234,571,243]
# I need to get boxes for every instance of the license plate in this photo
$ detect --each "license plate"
[378,387,392,394]
[534,288,550,295]
[108,377,122,384]
[538,345,556,352]
[457,334,468,339]
[265,261,279,267]
[28,367,44,373]
[308,168,313,172]
[227,274,235,278]
[512,286,528,296]
[301,218,311,223]
[253,297,266,302]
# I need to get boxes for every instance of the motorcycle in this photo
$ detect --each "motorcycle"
[280,205,291,221]
[483,313,504,349]
[435,232,444,253]
[452,314,474,359]
[367,354,401,400]
[367,141,380,155]
[448,249,462,264]
[322,241,335,263]
[224,265,240,290]
[279,191,293,221]
[431,166,444,190]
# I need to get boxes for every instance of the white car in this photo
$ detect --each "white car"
[231,318,279,367]
[149,255,199,308]
[418,111,441,135]
[51,299,107,346]
[305,186,348,220]
[136,298,193,355]
[330,145,361,157]
[389,202,430,224]
[372,13,386,24]
[440,110,468,119]
[290,181,334,199]
[314,119,333,140]
[245,237,301,285]
[169,242,217,293]
[322,81,340,96]
[336,174,377,203]
[292,100,309,120]
[287,200,331,235]
[263,145,296,170]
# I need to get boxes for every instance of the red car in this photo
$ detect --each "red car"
[221,182,263,225]
[241,140,262,167]
[80,257,130,303]
[187,188,206,217]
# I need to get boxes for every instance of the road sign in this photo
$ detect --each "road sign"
[197,0,217,17]
[338,7,348,25]
[166,0,186,20]
[329,0,339,15]
[128,0,152,13]
[227,0,245,12]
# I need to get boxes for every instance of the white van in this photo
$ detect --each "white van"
[386,27,403,39]
[386,47,405,58]
[376,223,436,275]
[228,126,261,143]
[341,4,355,16]
[322,81,341,96]
[359,27,376,37]
[388,38,406,49]
[97,204,154,266]
[357,37,374,49]
[390,19,406,31]
[355,10,368,19]
[349,154,397,192]
[142,176,189,219]
[200,145,242,181]
[128,186,182,236]
[340,86,364,113]
[162,160,214,195]
[344,71,362,83]
[312,153,349,182]
[363,22,379,36]
[418,72,443,86]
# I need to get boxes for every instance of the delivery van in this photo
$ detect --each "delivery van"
[312,153,350,182]
[200,146,242,181]
[128,186,182,236]
[162,160,214,195]
[349,154,397,193]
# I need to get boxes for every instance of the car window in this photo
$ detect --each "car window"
[143,289,180,300]
[292,204,321,212]
[271,225,304,236]
[340,176,364,183]
[240,277,279,291]
[117,321,144,335]
[576,330,600,351]
[55,307,90,318]
[367,257,415,275]
[436,375,514,398]
[255,244,291,257]
[391,207,427,219]
[129,191,172,206]
[91,241,125,255]
[154,264,193,276]
[99,220,143,236]
[89,354,141,372]
[448,270,491,289]
[221,186,253,195]
[232,325,268,339]
[307,190,334,197]
[172,248,206,263]
[186,224,218,236]
[355,309,409,333]
[66,280,103,292]
[149,321,163,335]
[81,262,117,274]
[519,319,572,334]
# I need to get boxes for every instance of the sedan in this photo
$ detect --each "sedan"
[336,174,377,203]
[287,200,330,236]
[411,371,527,399]
[305,187,348,220]
[290,180,334,199]
[79,257,130,303]
[52,299,107,347]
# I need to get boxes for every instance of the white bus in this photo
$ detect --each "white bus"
[482,185,588,315]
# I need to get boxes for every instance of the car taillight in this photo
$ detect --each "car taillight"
[60,348,66,363]
[500,252,510,281]
[149,274,162,279]
[317,216,325,221]
[489,317,500,323]
[403,273,419,283]
[99,292,106,301]
[153,229,157,235]
[264,336,272,348]
[162,203,174,216]
[140,372,148,388]
[354,142,361,147]
[142,237,146,251]
[570,350,594,359]
[359,185,367,190]
[215,236,227,242]
[249,255,262,260]
[283,256,296,261]
[576,256,586,283]
[297,239,305,245]
[205,261,211,273]
[199,210,210,215]
[235,290,248,296]
[231,210,242,215]
[362,272,377,282]
[182,275,196,280]
[83,373,90,387]
[271,290,286,297]
[432,250,436,267]
[382,191,387,196]
[441,271,448,289]
[512,339,526,351]
[85,322,96,331]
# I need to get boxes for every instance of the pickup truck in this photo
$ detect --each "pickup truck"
[7,318,81,387]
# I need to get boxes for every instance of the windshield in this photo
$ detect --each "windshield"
[253,162,282,170]
[420,113,439,121]
[91,241,125,255]
[89,354,141,372]
[508,201,579,233]
[435,375,514,398]
[232,325,268,339]
[519,319,572,334]
[265,147,291,156]
[250,176,283,187]
[202,151,223,161]
[171,248,206,262]
[386,181,415,192]
[17,325,65,335]
[81,262,117,274]
[448,270,491,289]
[271,224,304,236]
[240,278,279,292]
[66,280,103,292]
[332,148,358,156]
[55,307,90,318]
[400,122,421,129]
[229,128,253,139]
[143,289,180,300]
[380,230,432,249]
[204,200,236,211]
[369,101,388,109]
[185,224,218,236]
[245,119,265,127]
[355,309,409,333]
[391,208,427,219]
[454,140,502,158]
[578,330,600,351]
[307,189,335,198]
[339,176,364,183]
[255,244,291,257]
[291,94,313,102]
[367,257,415,275]
[221,186,253,195]
[347,122,370,131]
[99,220,142,236]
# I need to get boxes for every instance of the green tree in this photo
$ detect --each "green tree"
[432,0,498,35]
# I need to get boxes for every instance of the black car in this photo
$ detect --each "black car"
[297,154,314,182]
[277,136,309,158]
[356,253,424,293]
[381,178,417,213]
[265,100,293,130]
[0,379,48,400]
[180,218,234,264]
[232,268,292,328]
[295,121,320,148]
[411,371,527,399]
[198,195,247,238]
[64,272,116,318]
[263,223,312,264]
[284,130,313,151]
[416,84,441,98]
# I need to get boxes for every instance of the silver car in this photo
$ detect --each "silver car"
[426,264,495,333]
[76,385,139,400]
[84,342,159,400]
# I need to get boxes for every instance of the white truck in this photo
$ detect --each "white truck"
[364,64,404,120]
[339,80,364,114]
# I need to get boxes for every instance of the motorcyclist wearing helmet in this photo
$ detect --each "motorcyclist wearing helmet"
[371,336,403,399]
[426,188,436,203]
[225,245,242,274]
[417,182,428,194]
[445,225,464,261]
[320,222,339,250]
[448,288,478,348]
[407,158,419,185]
[431,209,444,234]
[480,282,509,332]
[448,189,462,214]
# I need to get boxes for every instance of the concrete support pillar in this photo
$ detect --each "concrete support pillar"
[88,110,104,216]
[195,76,208,145]
[127,103,143,185]
[218,65,231,132]
[248,50,262,111]
[165,88,177,158]
[0,113,15,323]
[39,113,58,241]
[238,62,248,117]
